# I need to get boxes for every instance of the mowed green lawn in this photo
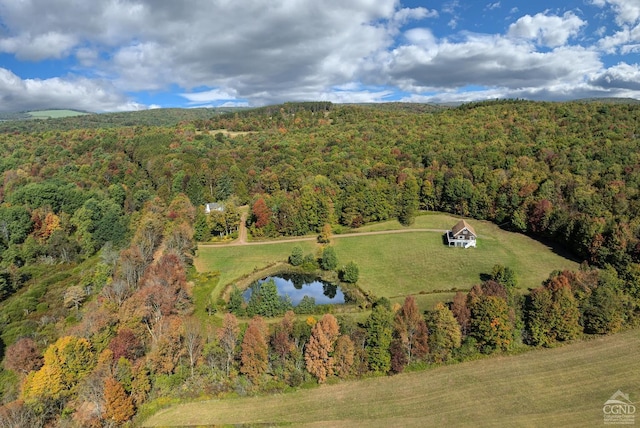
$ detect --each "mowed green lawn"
[195,213,578,309]
[144,328,640,427]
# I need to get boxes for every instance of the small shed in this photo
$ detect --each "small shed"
[446,220,477,248]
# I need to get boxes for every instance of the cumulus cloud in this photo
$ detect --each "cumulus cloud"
[507,12,586,47]
[180,88,240,105]
[591,0,640,25]
[0,0,638,110]
[589,62,640,90]
[379,32,601,92]
[0,68,144,112]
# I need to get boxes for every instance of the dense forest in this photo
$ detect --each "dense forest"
[1,100,639,426]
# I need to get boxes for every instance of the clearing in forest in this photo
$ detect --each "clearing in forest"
[195,213,579,310]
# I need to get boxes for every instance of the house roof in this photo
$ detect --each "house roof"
[451,219,476,237]
[205,202,224,211]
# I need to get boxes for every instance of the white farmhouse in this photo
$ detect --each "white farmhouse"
[446,220,477,248]
[205,202,225,214]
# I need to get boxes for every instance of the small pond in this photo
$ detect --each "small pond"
[243,273,345,306]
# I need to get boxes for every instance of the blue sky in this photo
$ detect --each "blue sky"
[0,0,639,112]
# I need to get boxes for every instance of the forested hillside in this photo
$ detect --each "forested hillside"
[0,100,639,426]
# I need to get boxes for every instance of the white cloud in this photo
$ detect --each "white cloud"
[0,68,145,112]
[507,12,586,47]
[379,32,601,93]
[592,0,640,25]
[589,62,640,90]
[598,23,640,53]
[0,0,638,110]
[0,32,78,61]
[180,88,239,104]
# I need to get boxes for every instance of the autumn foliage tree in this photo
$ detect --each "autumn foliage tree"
[469,296,513,353]
[332,335,355,379]
[21,336,95,402]
[3,338,43,375]
[451,291,471,336]
[427,302,462,362]
[252,197,272,229]
[240,316,269,383]
[102,377,135,424]
[391,296,429,371]
[304,314,340,383]
[108,328,144,361]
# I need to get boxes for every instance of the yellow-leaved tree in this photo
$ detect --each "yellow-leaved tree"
[21,336,95,402]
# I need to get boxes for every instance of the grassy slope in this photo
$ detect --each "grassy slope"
[195,213,578,310]
[27,110,89,118]
[144,328,640,427]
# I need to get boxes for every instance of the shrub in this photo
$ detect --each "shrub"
[301,254,318,272]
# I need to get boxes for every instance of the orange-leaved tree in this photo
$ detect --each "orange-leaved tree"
[304,314,340,383]
[102,377,135,424]
[240,316,268,383]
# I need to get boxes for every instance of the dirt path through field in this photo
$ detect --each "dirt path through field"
[198,228,448,248]
[237,210,248,244]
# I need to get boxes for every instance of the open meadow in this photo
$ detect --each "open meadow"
[144,327,640,427]
[195,213,579,311]
[26,109,89,119]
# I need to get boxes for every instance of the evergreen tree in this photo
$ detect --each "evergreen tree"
[365,300,394,374]
[341,261,359,283]
[397,174,419,226]
[246,279,291,317]
[289,246,303,266]
[320,246,338,271]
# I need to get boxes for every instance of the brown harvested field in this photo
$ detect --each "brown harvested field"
[143,328,640,427]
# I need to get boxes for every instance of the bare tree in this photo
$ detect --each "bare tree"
[183,318,203,377]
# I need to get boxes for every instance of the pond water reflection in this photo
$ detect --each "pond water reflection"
[243,273,345,306]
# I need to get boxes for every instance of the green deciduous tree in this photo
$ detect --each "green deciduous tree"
[469,295,513,353]
[526,279,581,347]
[427,302,462,362]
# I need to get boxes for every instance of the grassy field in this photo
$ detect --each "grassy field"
[143,328,640,427]
[27,109,89,119]
[195,213,579,310]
